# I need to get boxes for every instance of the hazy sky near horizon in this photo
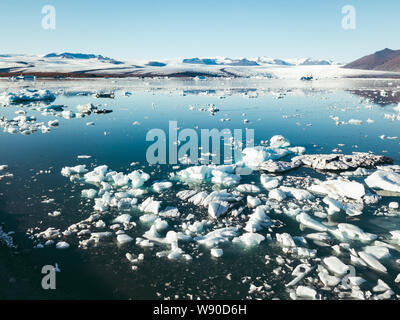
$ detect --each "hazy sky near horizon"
[0,0,398,63]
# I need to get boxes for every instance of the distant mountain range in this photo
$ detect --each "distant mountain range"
[1,52,337,68]
[0,51,398,79]
[182,57,335,66]
[44,52,124,65]
[344,48,400,72]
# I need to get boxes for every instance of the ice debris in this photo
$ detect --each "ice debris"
[293,153,392,171]
[308,179,365,200]
[365,170,400,193]
[0,89,55,104]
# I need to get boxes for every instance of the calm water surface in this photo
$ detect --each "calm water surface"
[1,78,400,299]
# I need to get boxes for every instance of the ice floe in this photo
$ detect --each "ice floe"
[293,153,392,171]
[210,248,223,258]
[308,179,365,200]
[365,170,400,194]
[233,232,265,247]
[0,89,55,104]
[358,252,387,273]
[18,126,400,300]
[323,256,349,276]
[244,206,272,232]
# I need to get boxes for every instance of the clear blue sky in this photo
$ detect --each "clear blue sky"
[0,0,398,63]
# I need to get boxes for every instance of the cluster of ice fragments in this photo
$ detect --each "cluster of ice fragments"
[0,88,113,135]
[0,226,16,249]
[0,89,55,104]
[26,134,400,300]
[0,164,13,181]
[292,153,393,172]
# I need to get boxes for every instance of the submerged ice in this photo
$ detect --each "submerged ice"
[26,132,396,300]
[12,104,400,300]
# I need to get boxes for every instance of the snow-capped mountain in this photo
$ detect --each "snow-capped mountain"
[181,56,335,66]
[43,52,124,64]
[0,52,395,79]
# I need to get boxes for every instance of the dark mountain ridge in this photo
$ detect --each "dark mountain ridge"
[344,48,400,72]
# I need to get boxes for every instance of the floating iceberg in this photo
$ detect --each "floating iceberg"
[139,197,161,215]
[238,135,298,170]
[117,234,134,245]
[208,201,228,219]
[247,195,261,208]
[81,189,98,199]
[293,153,392,171]
[323,256,349,276]
[177,165,212,182]
[177,164,240,186]
[308,179,365,200]
[76,103,96,113]
[260,174,282,190]
[152,181,173,193]
[331,223,377,242]
[279,186,314,201]
[61,165,88,177]
[276,233,296,248]
[236,184,261,193]
[113,214,133,224]
[211,248,223,258]
[269,188,287,201]
[128,170,151,188]
[244,206,272,232]
[260,160,301,173]
[0,89,56,104]
[364,246,391,260]
[56,241,70,249]
[211,169,241,186]
[296,212,329,232]
[295,286,317,300]
[358,251,387,273]
[195,227,239,247]
[365,170,400,193]
[233,232,265,247]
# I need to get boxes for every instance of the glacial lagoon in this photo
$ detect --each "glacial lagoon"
[1,78,400,299]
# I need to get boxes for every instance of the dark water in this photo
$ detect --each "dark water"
[1,79,400,299]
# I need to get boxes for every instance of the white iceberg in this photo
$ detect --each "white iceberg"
[113,214,132,224]
[139,197,161,215]
[0,89,56,104]
[295,286,317,300]
[208,201,228,219]
[244,206,272,232]
[117,234,134,245]
[61,165,88,177]
[210,248,223,258]
[296,212,329,232]
[233,232,265,247]
[55,241,70,249]
[279,186,314,201]
[331,223,377,242]
[260,174,281,190]
[195,227,239,247]
[358,251,387,273]
[81,189,98,199]
[365,170,400,193]
[236,184,261,193]
[308,179,365,200]
[152,181,173,192]
[268,188,287,201]
[247,195,261,208]
[323,256,349,276]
